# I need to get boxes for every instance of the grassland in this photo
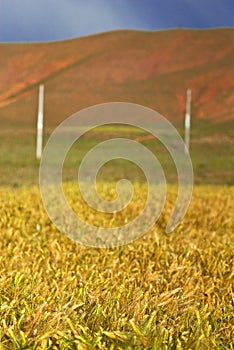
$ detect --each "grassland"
[1,118,233,187]
[1,107,233,349]
[0,27,233,350]
[0,184,233,349]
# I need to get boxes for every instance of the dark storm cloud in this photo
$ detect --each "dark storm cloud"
[0,0,233,42]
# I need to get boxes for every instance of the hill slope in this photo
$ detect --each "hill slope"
[0,28,234,126]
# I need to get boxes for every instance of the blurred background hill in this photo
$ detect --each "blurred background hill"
[0,29,233,186]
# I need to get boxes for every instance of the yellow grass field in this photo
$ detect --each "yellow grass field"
[0,184,233,349]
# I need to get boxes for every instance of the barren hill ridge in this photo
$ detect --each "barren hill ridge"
[0,28,233,126]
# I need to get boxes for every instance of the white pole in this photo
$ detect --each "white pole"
[36,84,44,159]
[184,88,191,154]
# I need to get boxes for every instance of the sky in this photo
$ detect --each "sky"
[0,0,233,42]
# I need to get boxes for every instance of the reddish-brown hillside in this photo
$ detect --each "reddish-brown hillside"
[0,28,233,126]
